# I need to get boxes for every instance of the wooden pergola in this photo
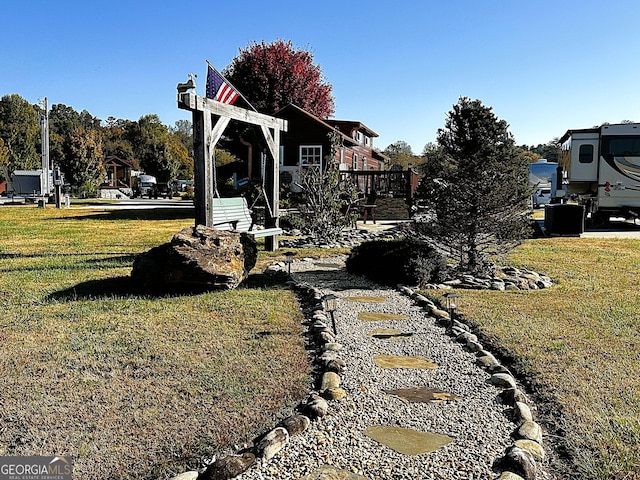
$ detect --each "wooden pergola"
[177,89,288,251]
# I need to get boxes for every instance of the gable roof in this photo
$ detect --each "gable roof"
[102,155,136,168]
[274,104,357,146]
[325,119,379,138]
[275,104,390,164]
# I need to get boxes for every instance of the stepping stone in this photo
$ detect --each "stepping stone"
[369,328,414,340]
[385,386,461,403]
[300,465,368,479]
[365,425,452,455]
[374,354,437,369]
[358,312,407,321]
[342,296,387,303]
[313,262,342,269]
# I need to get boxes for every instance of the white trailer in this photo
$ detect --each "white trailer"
[9,169,56,198]
[559,123,640,224]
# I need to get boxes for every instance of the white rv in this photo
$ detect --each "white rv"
[559,123,640,224]
[132,174,157,198]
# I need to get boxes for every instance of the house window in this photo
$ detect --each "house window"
[353,154,358,170]
[363,157,367,170]
[300,145,322,167]
[357,131,363,143]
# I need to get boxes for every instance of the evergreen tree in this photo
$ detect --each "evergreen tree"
[412,97,531,274]
[49,103,83,171]
[128,114,181,182]
[0,138,9,170]
[61,128,105,196]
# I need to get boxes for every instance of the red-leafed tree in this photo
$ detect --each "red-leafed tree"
[224,40,335,118]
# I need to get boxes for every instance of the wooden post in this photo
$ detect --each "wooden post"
[192,107,213,227]
[262,127,280,251]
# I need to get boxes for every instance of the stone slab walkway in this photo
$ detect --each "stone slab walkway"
[230,255,552,480]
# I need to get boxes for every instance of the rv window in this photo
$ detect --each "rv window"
[579,144,594,163]
[602,137,640,157]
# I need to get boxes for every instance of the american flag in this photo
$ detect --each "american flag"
[206,64,239,105]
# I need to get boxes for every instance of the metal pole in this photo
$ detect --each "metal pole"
[40,97,50,200]
[54,167,62,208]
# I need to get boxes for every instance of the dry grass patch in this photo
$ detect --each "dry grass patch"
[0,205,311,479]
[424,237,640,479]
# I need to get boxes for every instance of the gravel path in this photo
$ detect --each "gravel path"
[236,255,519,480]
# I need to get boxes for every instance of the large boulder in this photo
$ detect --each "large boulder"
[131,225,258,292]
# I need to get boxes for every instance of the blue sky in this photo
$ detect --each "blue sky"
[3,0,640,153]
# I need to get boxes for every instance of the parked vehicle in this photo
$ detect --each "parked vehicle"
[132,174,157,198]
[151,182,172,199]
[532,188,552,208]
[172,179,194,192]
[9,169,59,198]
[529,159,558,208]
[559,123,640,224]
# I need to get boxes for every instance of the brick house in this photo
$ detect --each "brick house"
[275,104,389,191]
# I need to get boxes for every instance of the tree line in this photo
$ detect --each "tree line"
[0,93,194,197]
[382,137,561,171]
[0,39,339,197]
[0,37,559,200]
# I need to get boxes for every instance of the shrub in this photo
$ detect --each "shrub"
[346,239,447,287]
[296,165,359,242]
[75,181,98,199]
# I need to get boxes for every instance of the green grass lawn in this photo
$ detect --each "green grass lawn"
[3,204,638,479]
[423,237,640,479]
[0,205,313,479]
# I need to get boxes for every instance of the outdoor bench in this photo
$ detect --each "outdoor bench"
[211,197,283,239]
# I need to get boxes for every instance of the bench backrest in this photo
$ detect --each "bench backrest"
[211,197,253,232]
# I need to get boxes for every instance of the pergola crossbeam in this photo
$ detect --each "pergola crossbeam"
[177,91,288,251]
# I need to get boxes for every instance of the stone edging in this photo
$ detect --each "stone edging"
[168,265,547,480]
[397,285,547,480]
[167,275,342,480]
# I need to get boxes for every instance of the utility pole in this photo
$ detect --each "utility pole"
[39,97,50,203]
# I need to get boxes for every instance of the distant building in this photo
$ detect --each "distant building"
[101,156,137,189]
[99,156,138,199]
[325,118,387,171]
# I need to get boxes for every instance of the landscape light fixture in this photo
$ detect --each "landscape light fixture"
[284,251,296,275]
[443,292,460,329]
[322,293,338,335]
